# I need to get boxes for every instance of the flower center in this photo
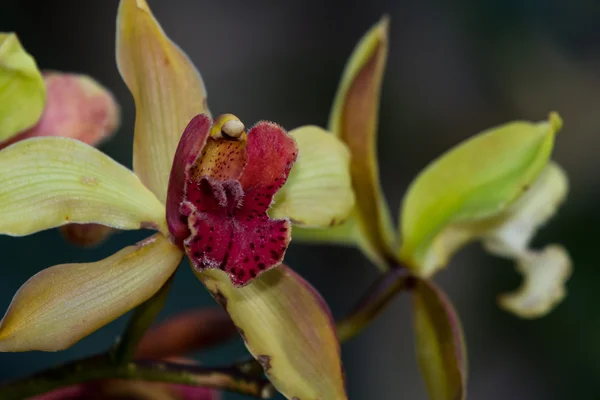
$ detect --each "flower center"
[167,114,298,286]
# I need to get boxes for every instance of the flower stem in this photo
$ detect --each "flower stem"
[234,265,416,372]
[0,354,275,399]
[337,266,415,342]
[111,275,174,364]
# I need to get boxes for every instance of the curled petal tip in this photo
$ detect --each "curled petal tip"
[377,15,390,35]
[498,245,572,318]
[549,111,563,132]
[134,0,151,11]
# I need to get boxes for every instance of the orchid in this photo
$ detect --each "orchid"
[0,0,353,399]
[293,17,571,400]
[0,3,575,400]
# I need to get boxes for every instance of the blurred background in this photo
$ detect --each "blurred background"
[1,0,599,399]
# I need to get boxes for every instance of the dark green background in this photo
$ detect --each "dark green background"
[1,1,599,399]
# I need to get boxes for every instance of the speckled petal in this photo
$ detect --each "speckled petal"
[183,177,291,286]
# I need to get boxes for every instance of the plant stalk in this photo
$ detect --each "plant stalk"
[0,354,275,399]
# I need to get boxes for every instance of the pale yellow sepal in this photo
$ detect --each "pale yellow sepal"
[116,0,209,203]
[0,33,45,141]
[0,137,167,236]
[197,267,347,400]
[0,234,182,351]
[400,113,562,276]
[271,125,355,227]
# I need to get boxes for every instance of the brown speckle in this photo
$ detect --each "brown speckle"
[140,221,159,231]
[237,327,247,343]
[257,355,272,371]
[209,289,228,309]
[80,176,99,186]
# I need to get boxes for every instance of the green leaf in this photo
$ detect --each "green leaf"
[413,278,466,400]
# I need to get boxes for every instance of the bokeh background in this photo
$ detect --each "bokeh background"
[1,0,599,399]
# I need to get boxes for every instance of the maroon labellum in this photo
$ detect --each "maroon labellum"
[167,114,298,286]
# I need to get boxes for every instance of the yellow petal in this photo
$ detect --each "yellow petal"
[0,234,182,351]
[413,278,467,400]
[0,137,167,236]
[400,114,562,276]
[0,33,45,141]
[327,17,397,265]
[197,267,347,400]
[270,125,355,227]
[116,0,209,203]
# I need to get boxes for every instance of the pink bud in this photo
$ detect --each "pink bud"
[0,72,120,149]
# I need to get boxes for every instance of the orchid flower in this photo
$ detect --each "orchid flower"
[294,17,571,319]
[292,17,571,400]
[0,1,353,399]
